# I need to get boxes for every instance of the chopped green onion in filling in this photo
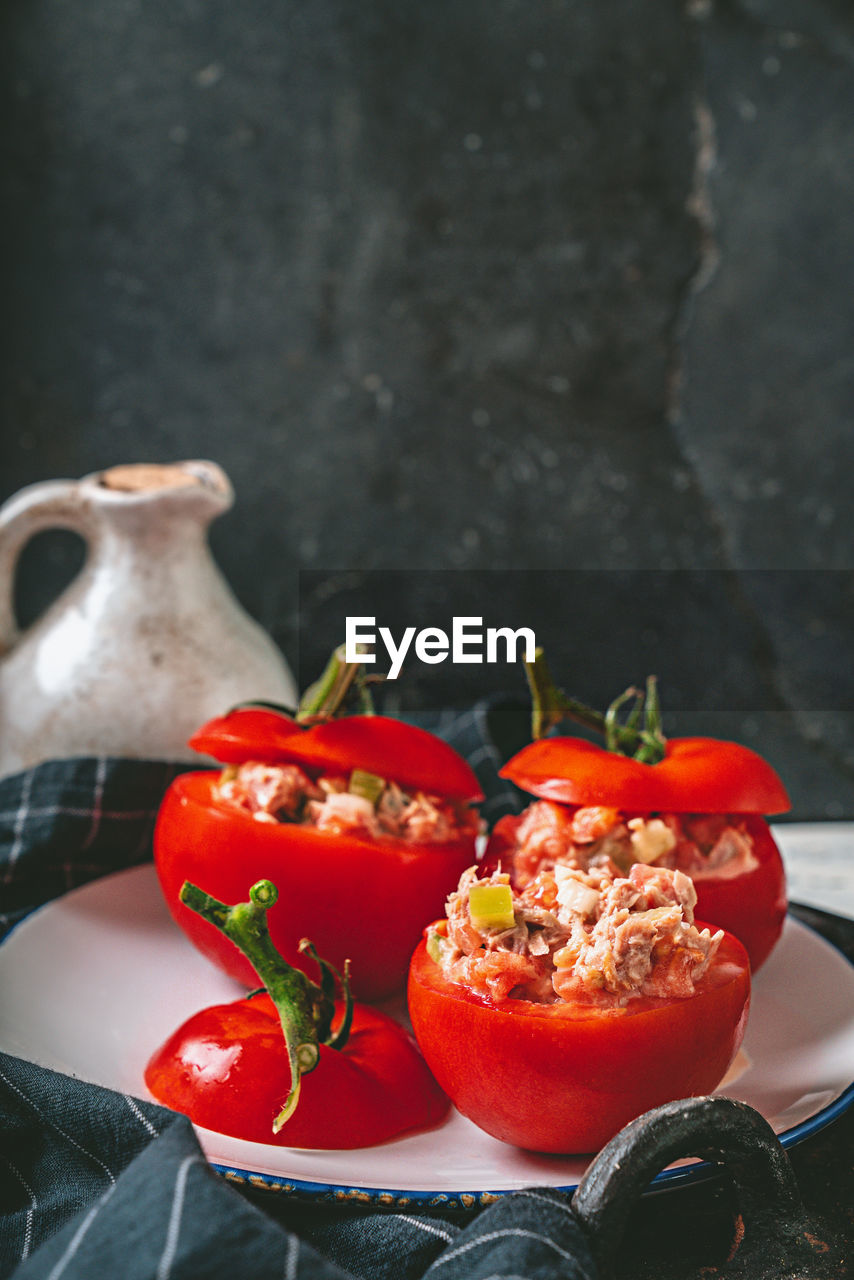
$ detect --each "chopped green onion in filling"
[348,769,386,806]
[426,930,453,966]
[468,882,516,930]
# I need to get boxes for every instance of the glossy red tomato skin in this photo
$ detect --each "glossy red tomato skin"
[189,711,483,801]
[154,772,478,1002]
[144,995,450,1148]
[486,811,786,973]
[407,931,750,1154]
[501,736,790,815]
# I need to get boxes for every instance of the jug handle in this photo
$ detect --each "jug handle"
[0,479,98,655]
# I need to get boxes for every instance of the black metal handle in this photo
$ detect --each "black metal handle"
[571,1096,843,1279]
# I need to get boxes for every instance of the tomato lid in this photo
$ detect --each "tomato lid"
[189,709,484,801]
[500,735,791,814]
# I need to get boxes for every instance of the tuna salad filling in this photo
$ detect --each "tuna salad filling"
[506,802,758,889]
[429,862,724,1007]
[217,762,479,843]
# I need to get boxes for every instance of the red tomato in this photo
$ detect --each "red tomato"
[494,736,790,972]
[155,721,481,1002]
[407,929,750,1154]
[501,736,791,814]
[189,709,482,800]
[145,994,450,1148]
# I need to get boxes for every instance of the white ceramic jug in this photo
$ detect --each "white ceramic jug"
[0,460,297,775]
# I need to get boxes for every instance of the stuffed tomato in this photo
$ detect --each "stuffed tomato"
[155,708,482,1001]
[490,733,790,972]
[408,862,751,1154]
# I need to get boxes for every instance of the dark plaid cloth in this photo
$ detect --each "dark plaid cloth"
[408,697,529,824]
[0,758,189,942]
[0,702,600,1280]
[0,1053,595,1280]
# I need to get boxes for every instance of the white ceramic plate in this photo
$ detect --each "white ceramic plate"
[0,864,852,1207]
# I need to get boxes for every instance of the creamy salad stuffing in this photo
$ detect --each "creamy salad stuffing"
[218,762,479,843]
[508,802,758,887]
[430,862,724,1007]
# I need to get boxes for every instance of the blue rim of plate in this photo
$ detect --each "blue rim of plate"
[209,1079,854,1208]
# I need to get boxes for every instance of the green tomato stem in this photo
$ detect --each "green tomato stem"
[523,649,667,763]
[524,649,607,741]
[297,644,376,721]
[179,878,354,1134]
[605,687,642,753]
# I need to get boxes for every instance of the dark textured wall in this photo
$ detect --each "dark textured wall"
[2,1,853,814]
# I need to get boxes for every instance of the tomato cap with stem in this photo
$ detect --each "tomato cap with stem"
[188,645,482,802]
[505,649,790,815]
[179,877,353,1133]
